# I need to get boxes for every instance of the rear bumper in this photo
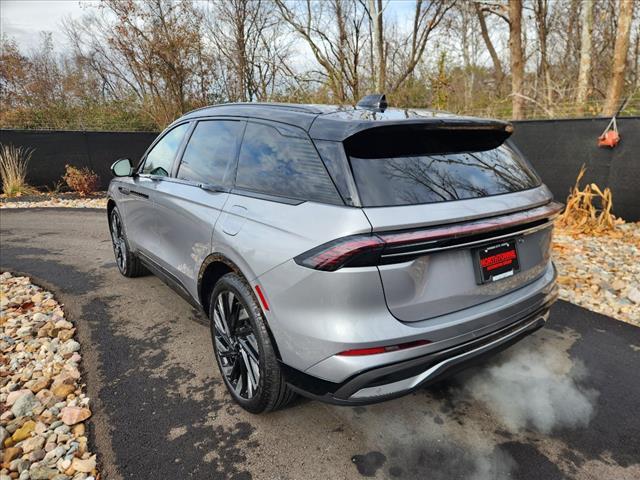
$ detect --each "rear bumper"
[281,296,555,405]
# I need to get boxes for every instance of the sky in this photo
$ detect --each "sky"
[1,0,101,51]
[1,0,418,52]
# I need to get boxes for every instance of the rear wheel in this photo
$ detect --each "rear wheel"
[109,207,147,278]
[209,273,295,413]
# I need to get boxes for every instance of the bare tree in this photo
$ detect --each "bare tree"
[508,0,525,119]
[65,0,215,127]
[474,2,504,88]
[603,0,635,115]
[274,0,367,102]
[368,0,385,92]
[385,0,455,93]
[575,0,594,114]
[533,0,553,113]
[207,0,293,102]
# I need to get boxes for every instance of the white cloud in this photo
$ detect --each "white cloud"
[1,0,97,51]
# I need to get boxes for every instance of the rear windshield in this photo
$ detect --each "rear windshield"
[349,144,540,207]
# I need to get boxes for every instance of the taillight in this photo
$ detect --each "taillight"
[338,339,430,356]
[294,202,562,272]
[294,234,385,271]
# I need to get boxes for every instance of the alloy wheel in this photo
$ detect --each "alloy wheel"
[212,290,261,399]
[110,211,127,272]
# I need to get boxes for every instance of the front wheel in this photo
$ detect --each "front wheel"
[209,273,295,413]
[109,207,147,278]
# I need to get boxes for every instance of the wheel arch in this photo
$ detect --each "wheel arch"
[198,253,282,360]
[106,198,116,222]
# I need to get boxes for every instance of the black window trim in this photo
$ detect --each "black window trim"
[233,119,345,206]
[136,121,194,180]
[171,117,246,189]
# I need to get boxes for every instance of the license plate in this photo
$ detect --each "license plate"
[474,239,520,284]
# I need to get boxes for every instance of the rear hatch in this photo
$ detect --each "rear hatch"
[344,122,559,322]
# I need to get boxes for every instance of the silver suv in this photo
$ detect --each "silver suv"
[107,97,560,413]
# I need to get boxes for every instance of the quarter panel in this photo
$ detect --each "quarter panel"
[213,194,372,280]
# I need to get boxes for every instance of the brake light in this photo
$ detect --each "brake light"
[338,339,430,356]
[294,202,562,271]
[294,235,384,271]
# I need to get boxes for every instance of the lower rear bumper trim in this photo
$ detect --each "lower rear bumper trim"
[281,302,553,406]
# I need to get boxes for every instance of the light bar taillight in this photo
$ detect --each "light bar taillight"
[294,202,562,271]
[338,339,430,356]
[294,235,385,271]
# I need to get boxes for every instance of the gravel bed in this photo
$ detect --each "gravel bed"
[1,273,98,480]
[0,198,106,209]
[553,222,640,326]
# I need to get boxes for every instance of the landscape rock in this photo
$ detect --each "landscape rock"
[6,389,31,407]
[71,455,96,473]
[30,466,60,480]
[20,434,45,453]
[60,407,91,426]
[1,273,99,478]
[553,222,640,326]
[11,392,40,418]
[11,420,36,443]
[3,446,23,465]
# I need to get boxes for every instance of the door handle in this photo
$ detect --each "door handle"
[199,183,226,193]
[118,186,130,195]
[130,190,149,199]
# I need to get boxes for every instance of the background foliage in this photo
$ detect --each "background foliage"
[1,0,638,131]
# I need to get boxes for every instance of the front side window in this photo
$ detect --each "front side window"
[141,123,189,177]
[236,122,341,204]
[178,120,243,186]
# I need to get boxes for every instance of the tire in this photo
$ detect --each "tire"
[109,207,147,278]
[209,272,296,413]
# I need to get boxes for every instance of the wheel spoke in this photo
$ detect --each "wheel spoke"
[215,295,231,337]
[239,343,259,391]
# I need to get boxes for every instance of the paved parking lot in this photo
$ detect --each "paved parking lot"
[1,208,639,479]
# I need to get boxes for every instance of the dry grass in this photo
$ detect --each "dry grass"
[555,165,624,236]
[0,144,38,197]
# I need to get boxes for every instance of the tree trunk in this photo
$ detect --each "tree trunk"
[575,0,594,115]
[603,0,635,116]
[474,3,504,88]
[369,0,385,92]
[509,0,525,120]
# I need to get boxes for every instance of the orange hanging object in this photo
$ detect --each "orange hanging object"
[598,129,620,148]
[598,115,620,148]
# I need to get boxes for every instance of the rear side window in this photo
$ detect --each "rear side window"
[350,145,540,207]
[178,120,243,186]
[142,123,189,176]
[236,122,341,204]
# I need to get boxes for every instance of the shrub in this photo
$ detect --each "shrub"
[63,164,100,196]
[0,144,38,197]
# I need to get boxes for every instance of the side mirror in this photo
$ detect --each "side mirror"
[111,158,133,177]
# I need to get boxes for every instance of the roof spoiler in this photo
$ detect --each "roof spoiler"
[344,121,514,158]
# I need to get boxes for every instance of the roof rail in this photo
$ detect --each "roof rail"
[188,102,323,115]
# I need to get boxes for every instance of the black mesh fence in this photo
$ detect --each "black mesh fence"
[1,116,638,220]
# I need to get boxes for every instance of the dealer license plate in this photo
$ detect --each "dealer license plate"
[474,239,520,284]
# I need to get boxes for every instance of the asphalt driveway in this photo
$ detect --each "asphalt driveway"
[1,208,639,480]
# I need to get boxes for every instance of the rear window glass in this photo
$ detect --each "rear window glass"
[236,122,341,204]
[350,145,540,207]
